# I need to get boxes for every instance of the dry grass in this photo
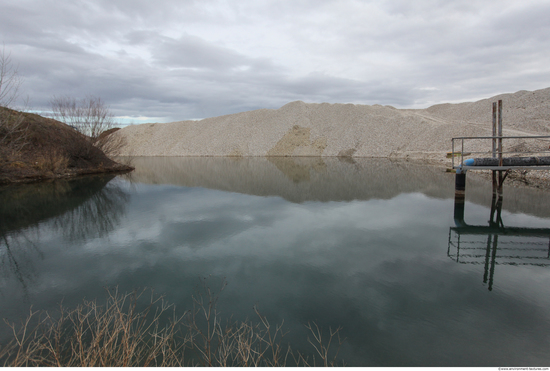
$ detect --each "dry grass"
[32,149,69,174]
[0,108,28,161]
[0,279,344,367]
[0,288,186,367]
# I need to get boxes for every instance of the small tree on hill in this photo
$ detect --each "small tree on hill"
[0,47,21,107]
[50,95,125,157]
[0,46,27,160]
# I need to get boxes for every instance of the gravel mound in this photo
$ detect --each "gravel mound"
[116,87,550,162]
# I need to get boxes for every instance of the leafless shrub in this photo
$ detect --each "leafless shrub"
[302,322,343,367]
[50,96,126,158]
[0,279,345,367]
[0,46,28,161]
[186,278,295,366]
[0,289,188,367]
[0,45,21,108]
[33,148,69,174]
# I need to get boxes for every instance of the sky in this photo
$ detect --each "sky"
[1,0,550,123]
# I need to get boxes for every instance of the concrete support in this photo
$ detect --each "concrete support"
[454,170,466,226]
[455,170,466,193]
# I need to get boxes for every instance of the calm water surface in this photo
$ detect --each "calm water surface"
[1,157,550,366]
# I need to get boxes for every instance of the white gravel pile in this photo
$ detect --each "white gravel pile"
[116,87,550,163]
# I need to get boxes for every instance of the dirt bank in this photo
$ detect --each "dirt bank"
[0,108,133,184]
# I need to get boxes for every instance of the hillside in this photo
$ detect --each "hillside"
[115,87,550,162]
[0,107,133,184]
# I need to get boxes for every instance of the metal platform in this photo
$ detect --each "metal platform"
[451,133,550,172]
[451,101,550,173]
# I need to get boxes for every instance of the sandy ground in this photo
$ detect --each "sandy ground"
[115,87,550,186]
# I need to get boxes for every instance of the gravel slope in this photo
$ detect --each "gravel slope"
[116,87,550,162]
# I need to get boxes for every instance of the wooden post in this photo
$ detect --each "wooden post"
[451,139,455,169]
[488,234,498,291]
[492,102,498,193]
[493,102,497,157]
[498,100,503,190]
[484,229,496,287]
[498,99,503,165]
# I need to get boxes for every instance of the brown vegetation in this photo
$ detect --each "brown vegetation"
[0,280,344,367]
[0,107,133,184]
[1,47,131,184]
[50,95,127,157]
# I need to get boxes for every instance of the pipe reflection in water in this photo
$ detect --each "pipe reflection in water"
[449,183,550,291]
[0,175,130,293]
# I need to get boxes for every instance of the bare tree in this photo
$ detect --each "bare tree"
[0,46,27,158]
[50,95,125,157]
[0,46,22,107]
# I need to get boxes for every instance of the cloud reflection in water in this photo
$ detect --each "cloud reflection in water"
[1,157,550,366]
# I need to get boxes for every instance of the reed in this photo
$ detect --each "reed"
[0,279,344,367]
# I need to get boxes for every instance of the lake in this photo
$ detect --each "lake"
[1,156,550,366]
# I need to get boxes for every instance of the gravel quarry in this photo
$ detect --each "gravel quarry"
[115,87,550,166]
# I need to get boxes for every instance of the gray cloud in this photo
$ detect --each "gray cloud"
[151,34,250,70]
[1,0,549,121]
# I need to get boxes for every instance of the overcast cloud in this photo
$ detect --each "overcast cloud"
[1,0,549,122]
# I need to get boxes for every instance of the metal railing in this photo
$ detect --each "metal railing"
[448,232,550,266]
[451,135,550,170]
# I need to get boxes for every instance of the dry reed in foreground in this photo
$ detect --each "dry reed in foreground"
[0,279,344,367]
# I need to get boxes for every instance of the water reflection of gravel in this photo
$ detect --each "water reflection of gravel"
[2,159,550,366]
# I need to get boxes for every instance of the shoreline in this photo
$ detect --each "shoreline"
[0,163,134,185]
[121,153,550,191]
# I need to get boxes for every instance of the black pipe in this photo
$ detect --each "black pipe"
[464,156,550,167]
